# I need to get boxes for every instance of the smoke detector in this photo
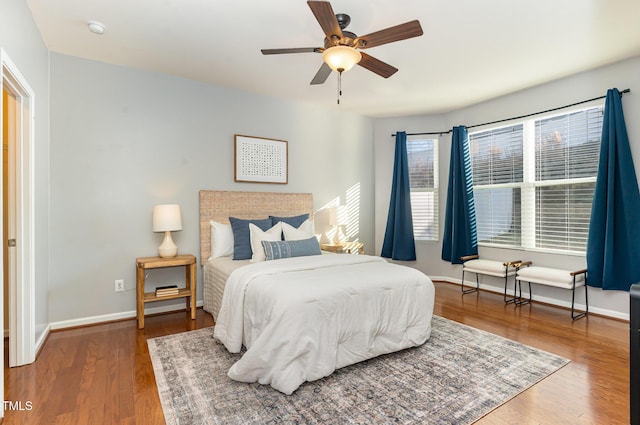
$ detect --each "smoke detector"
[87,20,106,35]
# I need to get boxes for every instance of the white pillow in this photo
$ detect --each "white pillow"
[249,222,282,262]
[209,220,234,259]
[282,219,314,241]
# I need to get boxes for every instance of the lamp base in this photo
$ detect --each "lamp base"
[158,231,178,258]
[332,225,345,245]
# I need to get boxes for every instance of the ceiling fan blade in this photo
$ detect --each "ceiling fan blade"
[357,52,398,78]
[261,47,322,55]
[307,1,343,41]
[310,62,332,85]
[357,20,423,49]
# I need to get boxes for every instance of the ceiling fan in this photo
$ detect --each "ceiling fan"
[261,1,424,86]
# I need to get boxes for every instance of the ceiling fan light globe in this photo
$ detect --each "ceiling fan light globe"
[322,46,362,73]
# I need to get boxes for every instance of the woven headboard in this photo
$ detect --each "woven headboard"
[199,190,314,263]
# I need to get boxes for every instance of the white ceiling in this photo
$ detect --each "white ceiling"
[26,0,640,118]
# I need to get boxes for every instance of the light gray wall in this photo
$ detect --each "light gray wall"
[49,53,374,324]
[0,0,51,341]
[375,56,640,319]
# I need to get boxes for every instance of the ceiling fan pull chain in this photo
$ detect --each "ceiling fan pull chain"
[337,70,342,105]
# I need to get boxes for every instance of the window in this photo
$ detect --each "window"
[407,138,439,241]
[470,106,603,254]
[470,125,523,247]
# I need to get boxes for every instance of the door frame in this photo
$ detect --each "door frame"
[0,48,36,371]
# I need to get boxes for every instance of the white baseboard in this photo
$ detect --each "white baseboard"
[430,276,629,321]
[49,300,204,331]
[35,323,51,356]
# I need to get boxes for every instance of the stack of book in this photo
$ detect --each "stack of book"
[155,285,179,297]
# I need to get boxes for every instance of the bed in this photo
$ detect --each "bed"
[199,190,435,395]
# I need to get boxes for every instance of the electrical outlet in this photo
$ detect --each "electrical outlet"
[115,279,125,292]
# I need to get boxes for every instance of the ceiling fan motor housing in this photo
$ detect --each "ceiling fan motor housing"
[324,30,359,48]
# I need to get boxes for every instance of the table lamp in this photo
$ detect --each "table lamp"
[152,204,182,258]
[329,205,348,244]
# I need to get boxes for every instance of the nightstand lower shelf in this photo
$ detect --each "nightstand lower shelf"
[136,254,197,329]
[143,288,192,302]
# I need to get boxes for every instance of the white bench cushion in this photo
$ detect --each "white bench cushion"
[517,266,585,289]
[463,259,516,277]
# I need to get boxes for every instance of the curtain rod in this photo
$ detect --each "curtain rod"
[392,88,631,137]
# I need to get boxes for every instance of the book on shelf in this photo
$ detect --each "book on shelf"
[155,285,179,296]
[156,289,179,296]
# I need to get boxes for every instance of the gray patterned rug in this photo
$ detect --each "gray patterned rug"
[148,316,568,424]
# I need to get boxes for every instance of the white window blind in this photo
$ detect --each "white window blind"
[470,125,523,247]
[530,107,603,252]
[470,105,603,254]
[407,138,439,241]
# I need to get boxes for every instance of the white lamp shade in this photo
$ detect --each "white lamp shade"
[152,204,182,232]
[322,46,362,72]
[328,205,348,226]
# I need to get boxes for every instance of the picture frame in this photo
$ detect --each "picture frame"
[234,134,288,184]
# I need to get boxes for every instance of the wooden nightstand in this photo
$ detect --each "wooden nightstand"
[135,254,197,329]
[321,242,364,255]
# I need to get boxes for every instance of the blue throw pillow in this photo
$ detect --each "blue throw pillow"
[269,213,309,228]
[229,217,273,260]
[261,237,321,261]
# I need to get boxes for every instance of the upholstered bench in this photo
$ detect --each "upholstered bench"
[460,255,522,303]
[515,264,588,320]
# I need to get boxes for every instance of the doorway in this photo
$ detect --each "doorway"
[2,87,16,369]
[0,49,36,380]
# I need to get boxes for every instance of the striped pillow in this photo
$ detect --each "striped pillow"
[261,237,321,261]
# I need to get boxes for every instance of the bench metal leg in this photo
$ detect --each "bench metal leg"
[514,279,531,307]
[571,276,589,320]
[461,269,479,294]
[504,267,516,304]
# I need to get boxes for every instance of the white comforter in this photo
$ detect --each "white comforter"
[213,254,435,395]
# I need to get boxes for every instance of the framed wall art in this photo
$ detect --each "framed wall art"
[234,134,288,184]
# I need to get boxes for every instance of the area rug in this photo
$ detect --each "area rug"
[148,316,568,424]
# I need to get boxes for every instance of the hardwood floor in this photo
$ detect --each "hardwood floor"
[434,282,630,425]
[3,311,214,425]
[3,282,630,424]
